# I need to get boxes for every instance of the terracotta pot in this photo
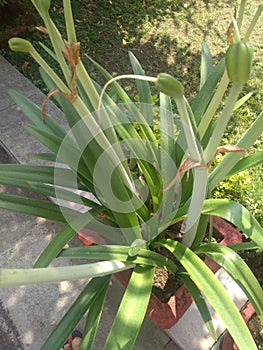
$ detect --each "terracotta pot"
[78,216,243,329]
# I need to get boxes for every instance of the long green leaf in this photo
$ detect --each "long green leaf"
[58,245,178,272]
[25,124,79,162]
[80,278,110,350]
[173,199,263,248]
[196,243,263,322]
[40,276,111,350]
[129,51,153,124]
[0,164,56,185]
[34,224,77,267]
[233,92,253,111]
[87,55,132,104]
[0,261,134,287]
[8,89,68,139]
[191,58,225,125]
[0,177,101,211]
[200,41,213,90]
[0,192,72,222]
[178,271,217,340]
[209,111,263,189]
[226,151,263,178]
[155,239,257,350]
[103,265,155,350]
[201,199,263,248]
[34,208,102,268]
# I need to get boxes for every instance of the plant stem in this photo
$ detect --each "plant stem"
[244,3,263,41]
[30,47,71,94]
[203,82,243,163]
[237,0,247,29]
[63,0,77,43]
[198,69,229,140]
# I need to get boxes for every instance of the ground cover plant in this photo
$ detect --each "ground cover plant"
[0,1,263,349]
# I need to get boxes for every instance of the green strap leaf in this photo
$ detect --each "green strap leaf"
[154,239,257,350]
[0,177,101,211]
[191,58,225,125]
[8,89,67,139]
[128,239,148,257]
[80,278,110,350]
[196,243,263,321]
[200,41,213,90]
[58,245,178,273]
[0,261,134,287]
[129,51,153,124]
[209,111,263,189]
[174,199,263,248]
[178,270,217,340]
[226,150,263,178]
[0,192,71,222]
[34,208,102,268]
[40,276,111,350]
[103,265,155,350]
[201,199,263,248]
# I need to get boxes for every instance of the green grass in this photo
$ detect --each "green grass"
[0,0,262,224]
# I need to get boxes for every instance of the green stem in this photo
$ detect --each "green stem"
[31,0,71,85]
[30,47,71,94]
[44,15,72,85]
[198,69,229,140]
[203,82,243,163]
[76,61,101,111]
[237,0,247,29]
[63,0,77,43]
[232,16,241,43]
[244,3,263,41]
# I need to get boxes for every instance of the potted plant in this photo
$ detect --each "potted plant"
[78,215,244,331]
[0,1,263,349]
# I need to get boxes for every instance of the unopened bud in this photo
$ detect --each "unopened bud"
[156,73,184,99]
[9,38,34,54]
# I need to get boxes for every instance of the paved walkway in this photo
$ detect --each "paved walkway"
[0,55,180,350]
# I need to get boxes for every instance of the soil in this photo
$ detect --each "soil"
[0,0,37,48]
[247,314,263,349]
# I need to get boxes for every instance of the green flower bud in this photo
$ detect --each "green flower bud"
[31,0,51,15]
[156,73,184,99]
[225,41,253,84]
[8,38,34,54]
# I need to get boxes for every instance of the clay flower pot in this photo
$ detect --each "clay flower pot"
[78,216,243,329]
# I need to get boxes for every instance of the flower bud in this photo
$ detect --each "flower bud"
[225,41,253,84]
[31,0,51,15]
[156,73,184,99]
[8,38,34,54]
